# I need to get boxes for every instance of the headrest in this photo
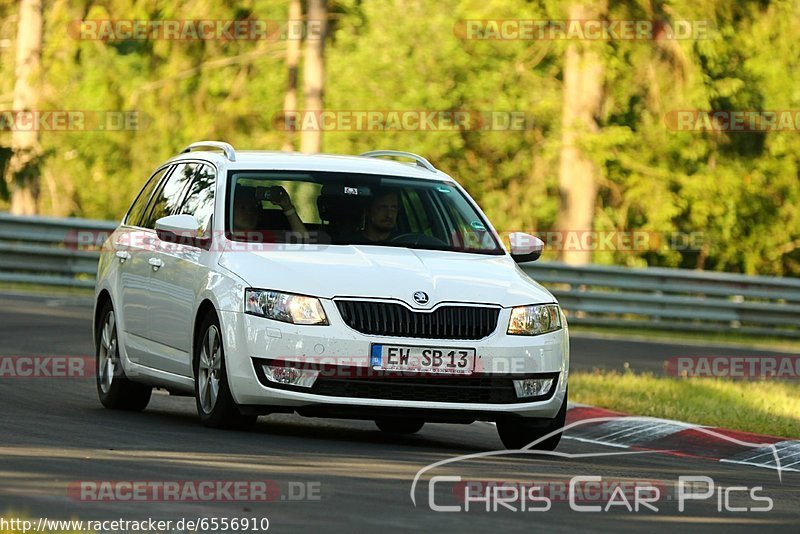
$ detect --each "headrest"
[317,185,367,222]
[234,186,258,203]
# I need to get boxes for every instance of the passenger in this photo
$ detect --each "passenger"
[262,185,308,237]
[233,188,260,234]
[233,185,309,242]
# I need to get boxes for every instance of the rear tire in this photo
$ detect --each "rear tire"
[496,391,568,450]
[95,300,152,411]
[375,418,425,434]
[194,311,257,430]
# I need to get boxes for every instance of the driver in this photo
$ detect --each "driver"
[360,188,400,243]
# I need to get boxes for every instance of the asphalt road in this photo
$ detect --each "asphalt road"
[0,293,798,532]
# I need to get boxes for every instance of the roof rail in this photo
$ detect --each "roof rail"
[359,150,436,172]
[181,141,236,162]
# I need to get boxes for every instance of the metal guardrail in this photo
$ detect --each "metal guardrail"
[1,213,799,338]
[0,213,116,289]
[523,262,800,338]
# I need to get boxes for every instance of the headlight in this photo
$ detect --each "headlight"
[507,304,562,336]
[245,289,328,325]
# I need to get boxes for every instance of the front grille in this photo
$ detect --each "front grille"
[311,373,558,404]
[313,376,510,403]
[335,300,499,340]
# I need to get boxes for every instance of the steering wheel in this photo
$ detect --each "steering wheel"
[388,233,448,247]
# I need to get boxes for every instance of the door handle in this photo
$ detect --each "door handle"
[115,250,131,264]
[148,257,164,271]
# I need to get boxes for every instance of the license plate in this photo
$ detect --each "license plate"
[370,344,476,375]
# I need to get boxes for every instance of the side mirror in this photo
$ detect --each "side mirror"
[155,214,209,248]
[508,232,543,263]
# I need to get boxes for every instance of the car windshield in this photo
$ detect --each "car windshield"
[226,171,502,255]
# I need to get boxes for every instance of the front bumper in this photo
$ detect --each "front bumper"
[219,304,569,421]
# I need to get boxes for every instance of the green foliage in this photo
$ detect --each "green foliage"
[0,0,798,275]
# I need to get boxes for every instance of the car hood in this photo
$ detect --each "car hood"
[219,244,555,308]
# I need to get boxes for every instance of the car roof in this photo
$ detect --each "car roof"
[166,150,456,182]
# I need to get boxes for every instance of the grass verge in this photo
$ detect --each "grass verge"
[571,370,800,438]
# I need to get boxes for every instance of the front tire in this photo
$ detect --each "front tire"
[95,300,152,411]
[194,312,257,430]
[496,391,568,450]
[375,418,425,434]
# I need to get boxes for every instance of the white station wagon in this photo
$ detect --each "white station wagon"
[94,141,569,449]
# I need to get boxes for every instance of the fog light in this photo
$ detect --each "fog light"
[263,365,319,388]
[512,377,554,398]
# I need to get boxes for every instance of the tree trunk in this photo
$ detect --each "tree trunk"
[5,0,44,215]
[557,3,605,265]
[281,0,302,152]
[299,0,328,154]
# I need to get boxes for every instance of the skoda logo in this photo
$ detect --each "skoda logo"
[413,291,429,305]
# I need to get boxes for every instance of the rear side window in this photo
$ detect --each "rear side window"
[125,166,169,227]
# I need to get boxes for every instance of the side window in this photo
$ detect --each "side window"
[176,163,216,238]
[141,164,194,229]
[125,166,169,227]
[401,189,431,235]
[434,189,494,251]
